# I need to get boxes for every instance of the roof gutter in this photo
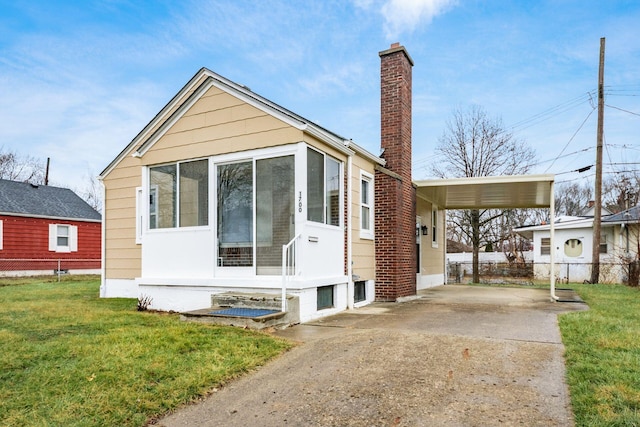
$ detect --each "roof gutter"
[0,211,101,223]
[303,124,355,157]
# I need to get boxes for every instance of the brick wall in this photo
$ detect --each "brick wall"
[375,43,417,301]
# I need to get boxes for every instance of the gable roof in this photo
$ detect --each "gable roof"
[100,67,383,178]
[0,179,101,222]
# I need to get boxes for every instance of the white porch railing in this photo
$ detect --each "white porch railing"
[281,234,301,312]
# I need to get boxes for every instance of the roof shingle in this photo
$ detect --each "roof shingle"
[0,179,101,221]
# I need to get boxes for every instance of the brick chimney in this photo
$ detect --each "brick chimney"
[374,43,416,301]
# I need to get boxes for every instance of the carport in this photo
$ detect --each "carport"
[414,174,559,300]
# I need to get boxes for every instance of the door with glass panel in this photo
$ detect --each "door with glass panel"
[216,155,294,276]
[217,161,254,274]
[256,155,294,275]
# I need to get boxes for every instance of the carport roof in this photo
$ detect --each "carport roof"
[414,174,555,210]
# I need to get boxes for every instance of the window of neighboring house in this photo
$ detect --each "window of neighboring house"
[149,159,209,229]
[360,172,373,238]
[307,148,341,227]
[48,224,78,253]
[0,220,3,250]
[57,225,69,247]
[431,207,438,247]
[564,239,583,257]
[540,237,551,255]
[599,234,608,254]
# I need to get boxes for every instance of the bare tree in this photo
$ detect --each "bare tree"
[432,105,536,283]
[0,148,46,184]
[77,171,103,212]
[555,182,593,216]
[603,172,640,213]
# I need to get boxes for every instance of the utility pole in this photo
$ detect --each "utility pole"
[45,157,50,185]
[591,37,605,285]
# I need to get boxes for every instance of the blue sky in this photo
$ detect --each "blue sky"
[0,0,639,192]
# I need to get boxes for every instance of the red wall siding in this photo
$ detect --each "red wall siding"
[0,215,101,264]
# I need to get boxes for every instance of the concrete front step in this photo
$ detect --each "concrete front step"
[180,307,288,330]
[212,292,285,310]
[180,292,300,330]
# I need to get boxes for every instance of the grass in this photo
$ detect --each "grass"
[559,283,640,426]
[0,276,293,426]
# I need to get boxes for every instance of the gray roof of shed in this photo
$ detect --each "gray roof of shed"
[0,179,101,221]
[603,205,640,223]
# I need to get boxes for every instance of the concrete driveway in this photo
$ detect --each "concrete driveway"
[156,285,588,427]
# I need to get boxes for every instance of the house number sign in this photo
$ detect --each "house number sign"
[298,191,303,213]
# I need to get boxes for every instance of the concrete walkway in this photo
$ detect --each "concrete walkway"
[155,285,588,427]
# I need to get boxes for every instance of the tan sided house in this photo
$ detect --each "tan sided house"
[99,44,448,323]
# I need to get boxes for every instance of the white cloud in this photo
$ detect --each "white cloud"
[380,0,457,39]
[297,63,367,97]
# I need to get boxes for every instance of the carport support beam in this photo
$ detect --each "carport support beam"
[550,180,559,301]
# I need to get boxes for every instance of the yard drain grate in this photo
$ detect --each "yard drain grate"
[209,308,280,318]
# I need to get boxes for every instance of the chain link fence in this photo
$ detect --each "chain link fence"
[447,260,640,287]
[0,259,101,280]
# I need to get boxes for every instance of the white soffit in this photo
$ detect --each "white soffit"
[415,174,555,209]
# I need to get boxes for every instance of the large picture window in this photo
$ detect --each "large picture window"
[307,148,341,227]
[149,159,209,229]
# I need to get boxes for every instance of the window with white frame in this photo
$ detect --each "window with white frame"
[0,220,3,250]
[148,159,209,229]
[540,237,551,255]
[360,172,374,238]
[307,148,341,227]
[48,224,78,253]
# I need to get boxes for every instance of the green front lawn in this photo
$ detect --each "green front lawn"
[560,283,640,426]
[0,277,292,426]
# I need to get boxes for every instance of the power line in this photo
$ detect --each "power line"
[605,162,640,166]
[555,165,594,176]
[544,107,596,173]
[508,91,594,132]
[529,147,593,167]
[605,104,640,117]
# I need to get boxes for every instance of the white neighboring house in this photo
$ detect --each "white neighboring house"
[515,206,640,284]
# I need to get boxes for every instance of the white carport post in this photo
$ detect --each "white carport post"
[549,180,558,301]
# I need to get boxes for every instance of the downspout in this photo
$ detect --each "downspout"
[99,179,106,298]
[550,180,559,301]
[347,154,354,309]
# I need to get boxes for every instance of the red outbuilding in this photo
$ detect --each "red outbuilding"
[0,179,101,275]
